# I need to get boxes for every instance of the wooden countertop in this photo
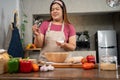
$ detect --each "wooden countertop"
[0,67,119,80]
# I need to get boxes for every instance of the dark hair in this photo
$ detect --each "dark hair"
[49,0,70,24]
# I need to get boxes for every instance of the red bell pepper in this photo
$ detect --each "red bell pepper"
[20,59,32,73]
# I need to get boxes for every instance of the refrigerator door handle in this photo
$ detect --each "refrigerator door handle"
[100,46,116,49]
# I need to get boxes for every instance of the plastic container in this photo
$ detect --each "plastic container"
[99,55,117,71]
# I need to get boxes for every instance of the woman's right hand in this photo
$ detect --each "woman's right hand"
[32,24,40,36]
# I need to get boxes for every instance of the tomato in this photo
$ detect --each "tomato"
[86,55,95,64]
[82,62,95,70]
[81,58,87,64]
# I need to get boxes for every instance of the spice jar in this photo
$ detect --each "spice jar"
[99,55,117,70]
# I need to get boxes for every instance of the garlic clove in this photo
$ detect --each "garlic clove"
[47,65,54,71]
[40,64,48,72]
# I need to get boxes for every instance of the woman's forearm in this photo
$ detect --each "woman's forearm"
[62,42,76,51]
[34,34,43,48]
[62,36,76,51]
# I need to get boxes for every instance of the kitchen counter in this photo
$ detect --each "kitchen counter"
[0,67,119,80]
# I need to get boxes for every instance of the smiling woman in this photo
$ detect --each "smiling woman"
[32,0,76,62]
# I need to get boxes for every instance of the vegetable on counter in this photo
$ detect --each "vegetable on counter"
[81,58,87,64]
[19,59,32,73]
[8,58,19,73]
[80,55,96,70]
[32,63,39,72]
[40,64,54,72]
[86,55,95,64]
[82,62,95,70]
[81,55,96,64]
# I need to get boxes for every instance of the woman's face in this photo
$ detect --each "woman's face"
[51,3,63,21]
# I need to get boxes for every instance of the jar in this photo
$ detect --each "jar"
[99,55,117,70]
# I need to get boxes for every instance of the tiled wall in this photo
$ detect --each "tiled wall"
[68,14,114,50]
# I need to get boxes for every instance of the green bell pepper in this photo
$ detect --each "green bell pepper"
[8,58,19,73]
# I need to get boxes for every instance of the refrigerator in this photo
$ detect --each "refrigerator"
[95,30,118,63]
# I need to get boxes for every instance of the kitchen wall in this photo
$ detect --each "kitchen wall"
[0,0,20,49]
[30,13,118,60]
[19,0,119,50]
[0,0,119,63]
[33,13,114,50]
[20,0,120,14]
[0,0,119,51]
[68,14,114,50]
[0,0,119,61]
[20,0,118,50]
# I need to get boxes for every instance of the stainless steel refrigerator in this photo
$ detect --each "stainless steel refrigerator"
[95,30,118,63]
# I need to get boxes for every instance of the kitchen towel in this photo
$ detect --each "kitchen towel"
[8,12,24,58]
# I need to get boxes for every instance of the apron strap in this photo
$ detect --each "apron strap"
[47,22,52,31]
[47,21,64,32]
[61,22,64,32]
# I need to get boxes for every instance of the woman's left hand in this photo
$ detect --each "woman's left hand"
[56,35,76,51]
[56,41,65,48]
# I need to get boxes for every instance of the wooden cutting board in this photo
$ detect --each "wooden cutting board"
[38,61,98,68]
[51,63,98,68]
[52,63,82,68]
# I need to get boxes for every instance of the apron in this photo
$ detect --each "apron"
[39,22,66,61]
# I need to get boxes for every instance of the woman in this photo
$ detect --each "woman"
[32,0,76,61]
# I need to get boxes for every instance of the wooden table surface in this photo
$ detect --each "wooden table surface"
[0,67,120,80]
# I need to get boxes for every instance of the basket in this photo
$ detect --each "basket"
[0,52,10,73]
[0,57,4,74]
